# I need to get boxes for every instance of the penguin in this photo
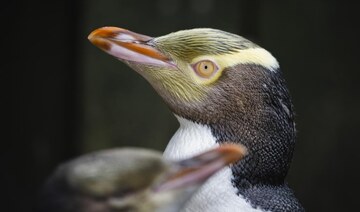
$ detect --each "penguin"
[88,27,304,211]
[38,144,246,212]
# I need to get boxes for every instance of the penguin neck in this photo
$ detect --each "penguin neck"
[163,116,301,211]
[163,116,263,212]
[163,115,218,160]
[164,110,295,187]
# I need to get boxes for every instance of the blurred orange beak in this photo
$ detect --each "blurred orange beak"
[154,144,247,192]
[88,27,174,67]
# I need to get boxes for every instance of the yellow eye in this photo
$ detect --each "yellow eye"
[193,60,218,78]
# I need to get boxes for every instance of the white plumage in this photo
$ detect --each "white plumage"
[164,116,263,212]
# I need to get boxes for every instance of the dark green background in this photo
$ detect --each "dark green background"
[7,0,359,211]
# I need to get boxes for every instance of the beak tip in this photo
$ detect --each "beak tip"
[88,27,121,50]
[234,144,248,156]
[87,29,100,45]
[219,143,248,164]
[88,26,121,42]
[87,33,94,42]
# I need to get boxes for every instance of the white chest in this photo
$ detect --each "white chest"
[163,117,263,212]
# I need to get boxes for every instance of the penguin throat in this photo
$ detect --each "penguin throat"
[163,115,218,160]
[163,116,263,212]
[165,110,295,186]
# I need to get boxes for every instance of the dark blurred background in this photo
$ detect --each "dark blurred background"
[7,0,359,211]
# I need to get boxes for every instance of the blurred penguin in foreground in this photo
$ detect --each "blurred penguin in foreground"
[38,144,246,212]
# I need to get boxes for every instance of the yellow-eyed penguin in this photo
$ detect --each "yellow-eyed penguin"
[88,27,304,211]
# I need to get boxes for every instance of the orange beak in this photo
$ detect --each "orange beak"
[154,144,247,192]
[88,27,174,67]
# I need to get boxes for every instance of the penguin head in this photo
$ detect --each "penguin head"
[88,27,296,183]
[88,27,279,119]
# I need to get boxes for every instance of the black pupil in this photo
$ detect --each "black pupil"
[204,65,208,69]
